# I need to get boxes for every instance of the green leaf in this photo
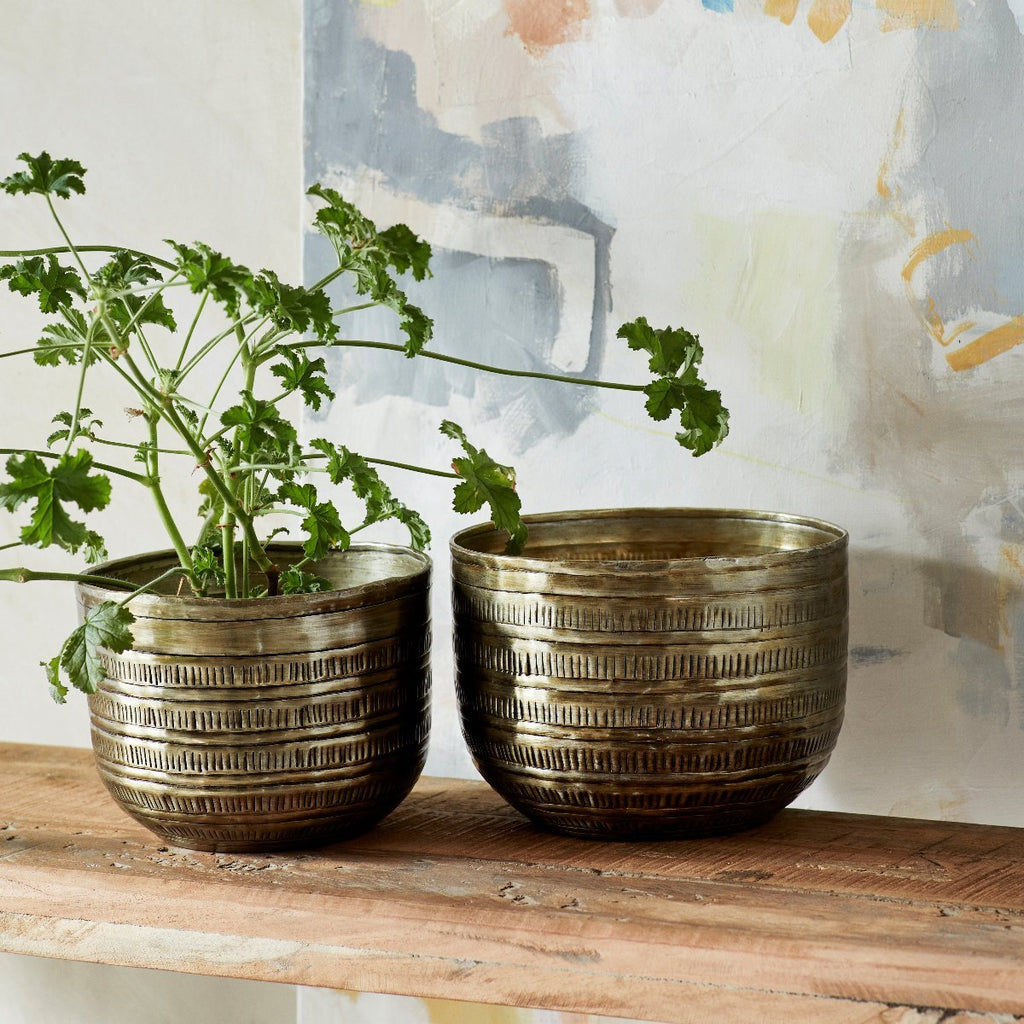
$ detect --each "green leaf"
[34,310,98,367]
[619,317,729,457]
[307,183,433,355]
[617,317,702,378]
[190,544,226,591]
[167,240,253,317]
[221,390,298,456]
[675,386,730,457]
[249,271,336,342]
[308,439,431,551]
[643,376,682,422]
[2,152,86,199]
[1,255,86,313]
[47,408,102,448]
[42,655,68,705]
[440,420,526,554]
[0,450,111,553]
[94,250,177,333]
[378,223,432,282]
[279,565,335,595]
[59,601,135,695]
[270,348,335,411]
[278,481,351,560]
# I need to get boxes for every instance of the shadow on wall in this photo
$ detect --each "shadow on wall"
[821,546,1024,825]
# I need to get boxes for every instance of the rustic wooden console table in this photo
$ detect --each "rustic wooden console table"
[0,742,1021,1022]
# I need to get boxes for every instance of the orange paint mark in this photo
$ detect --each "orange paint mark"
[901,228,975,283]
[504,0,591,56]
[876,0,958,31]
[946,318,1024,372]
[765,0,800,26]
[807,0,851,42]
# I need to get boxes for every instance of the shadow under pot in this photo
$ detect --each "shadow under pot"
[77,543,431,853]
[451,508,848,840]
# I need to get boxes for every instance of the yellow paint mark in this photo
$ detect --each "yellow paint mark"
[765,0,800,25]
[946,317,1024,372]
[807,0,851,42]
[901,228,975,283]
[426,998,528,1024]
[876,0,958,31]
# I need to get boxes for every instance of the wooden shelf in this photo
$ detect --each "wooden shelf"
[1,742,1022,1022]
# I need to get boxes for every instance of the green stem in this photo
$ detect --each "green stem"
[64,307,101,457]
[115,350,272,579]
[175,289,209,371]
[113,564,191,608]
[146,417,194,579]
[323,339,647,393]
[0,244,176,271]
[44,197,92,282]
[0,342,82,360]
[87,435,192,459]
[0,567,136,591]
[363,455,460,479]
[0,447,149,485]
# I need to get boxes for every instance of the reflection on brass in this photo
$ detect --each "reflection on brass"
[78,544,431,853]
[451,509,848,840]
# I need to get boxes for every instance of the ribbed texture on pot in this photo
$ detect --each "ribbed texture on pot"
[79,545,430,852]
[451,508,848,840]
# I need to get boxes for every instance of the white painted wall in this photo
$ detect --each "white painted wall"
[0,2,306,1021]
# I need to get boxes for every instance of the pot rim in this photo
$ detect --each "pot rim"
[76,541,431,619]
[450,506,847,573]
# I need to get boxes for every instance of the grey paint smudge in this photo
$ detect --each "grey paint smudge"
[303,0,614,449]
[849,646,903,667]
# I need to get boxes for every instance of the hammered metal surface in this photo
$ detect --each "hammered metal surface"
[451,508,848,839]
[79,544,431,852]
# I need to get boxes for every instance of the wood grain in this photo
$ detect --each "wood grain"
[0,742,1022,1023]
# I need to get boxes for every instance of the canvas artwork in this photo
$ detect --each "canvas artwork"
[303,0,1024,830]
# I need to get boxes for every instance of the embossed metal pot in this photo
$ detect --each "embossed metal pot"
[452,508,847,840]
[77,544,430,853]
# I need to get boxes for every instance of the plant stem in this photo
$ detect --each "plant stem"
[0,447,149,485]
[363,455,460,479]
[113,564,190,609]
[44,197,92,281]
[322,339,648,393]
[175,289,208,371]
[0,244,176,271]
[145,417,194,580]
[0,567,135,590]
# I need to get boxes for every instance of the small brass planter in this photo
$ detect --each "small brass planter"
[78,544,430,853]
[451,508,848,839]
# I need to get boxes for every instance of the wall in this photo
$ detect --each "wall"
[1,1,1022,1022]
[304,0,1024,827]
[0,2,306,1021]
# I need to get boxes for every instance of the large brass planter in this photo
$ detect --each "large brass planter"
[78,544,430,853]
[451,508,848,839]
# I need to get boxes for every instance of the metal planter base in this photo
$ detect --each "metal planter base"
[78,544,431,853]
[451,508,848,840]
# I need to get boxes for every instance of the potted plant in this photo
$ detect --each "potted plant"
[0,151,739,850]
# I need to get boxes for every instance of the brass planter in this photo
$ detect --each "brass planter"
[451,508,848,839]
[78,544,430,852]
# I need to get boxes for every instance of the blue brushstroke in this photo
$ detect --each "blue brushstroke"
[702,0,734,12]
